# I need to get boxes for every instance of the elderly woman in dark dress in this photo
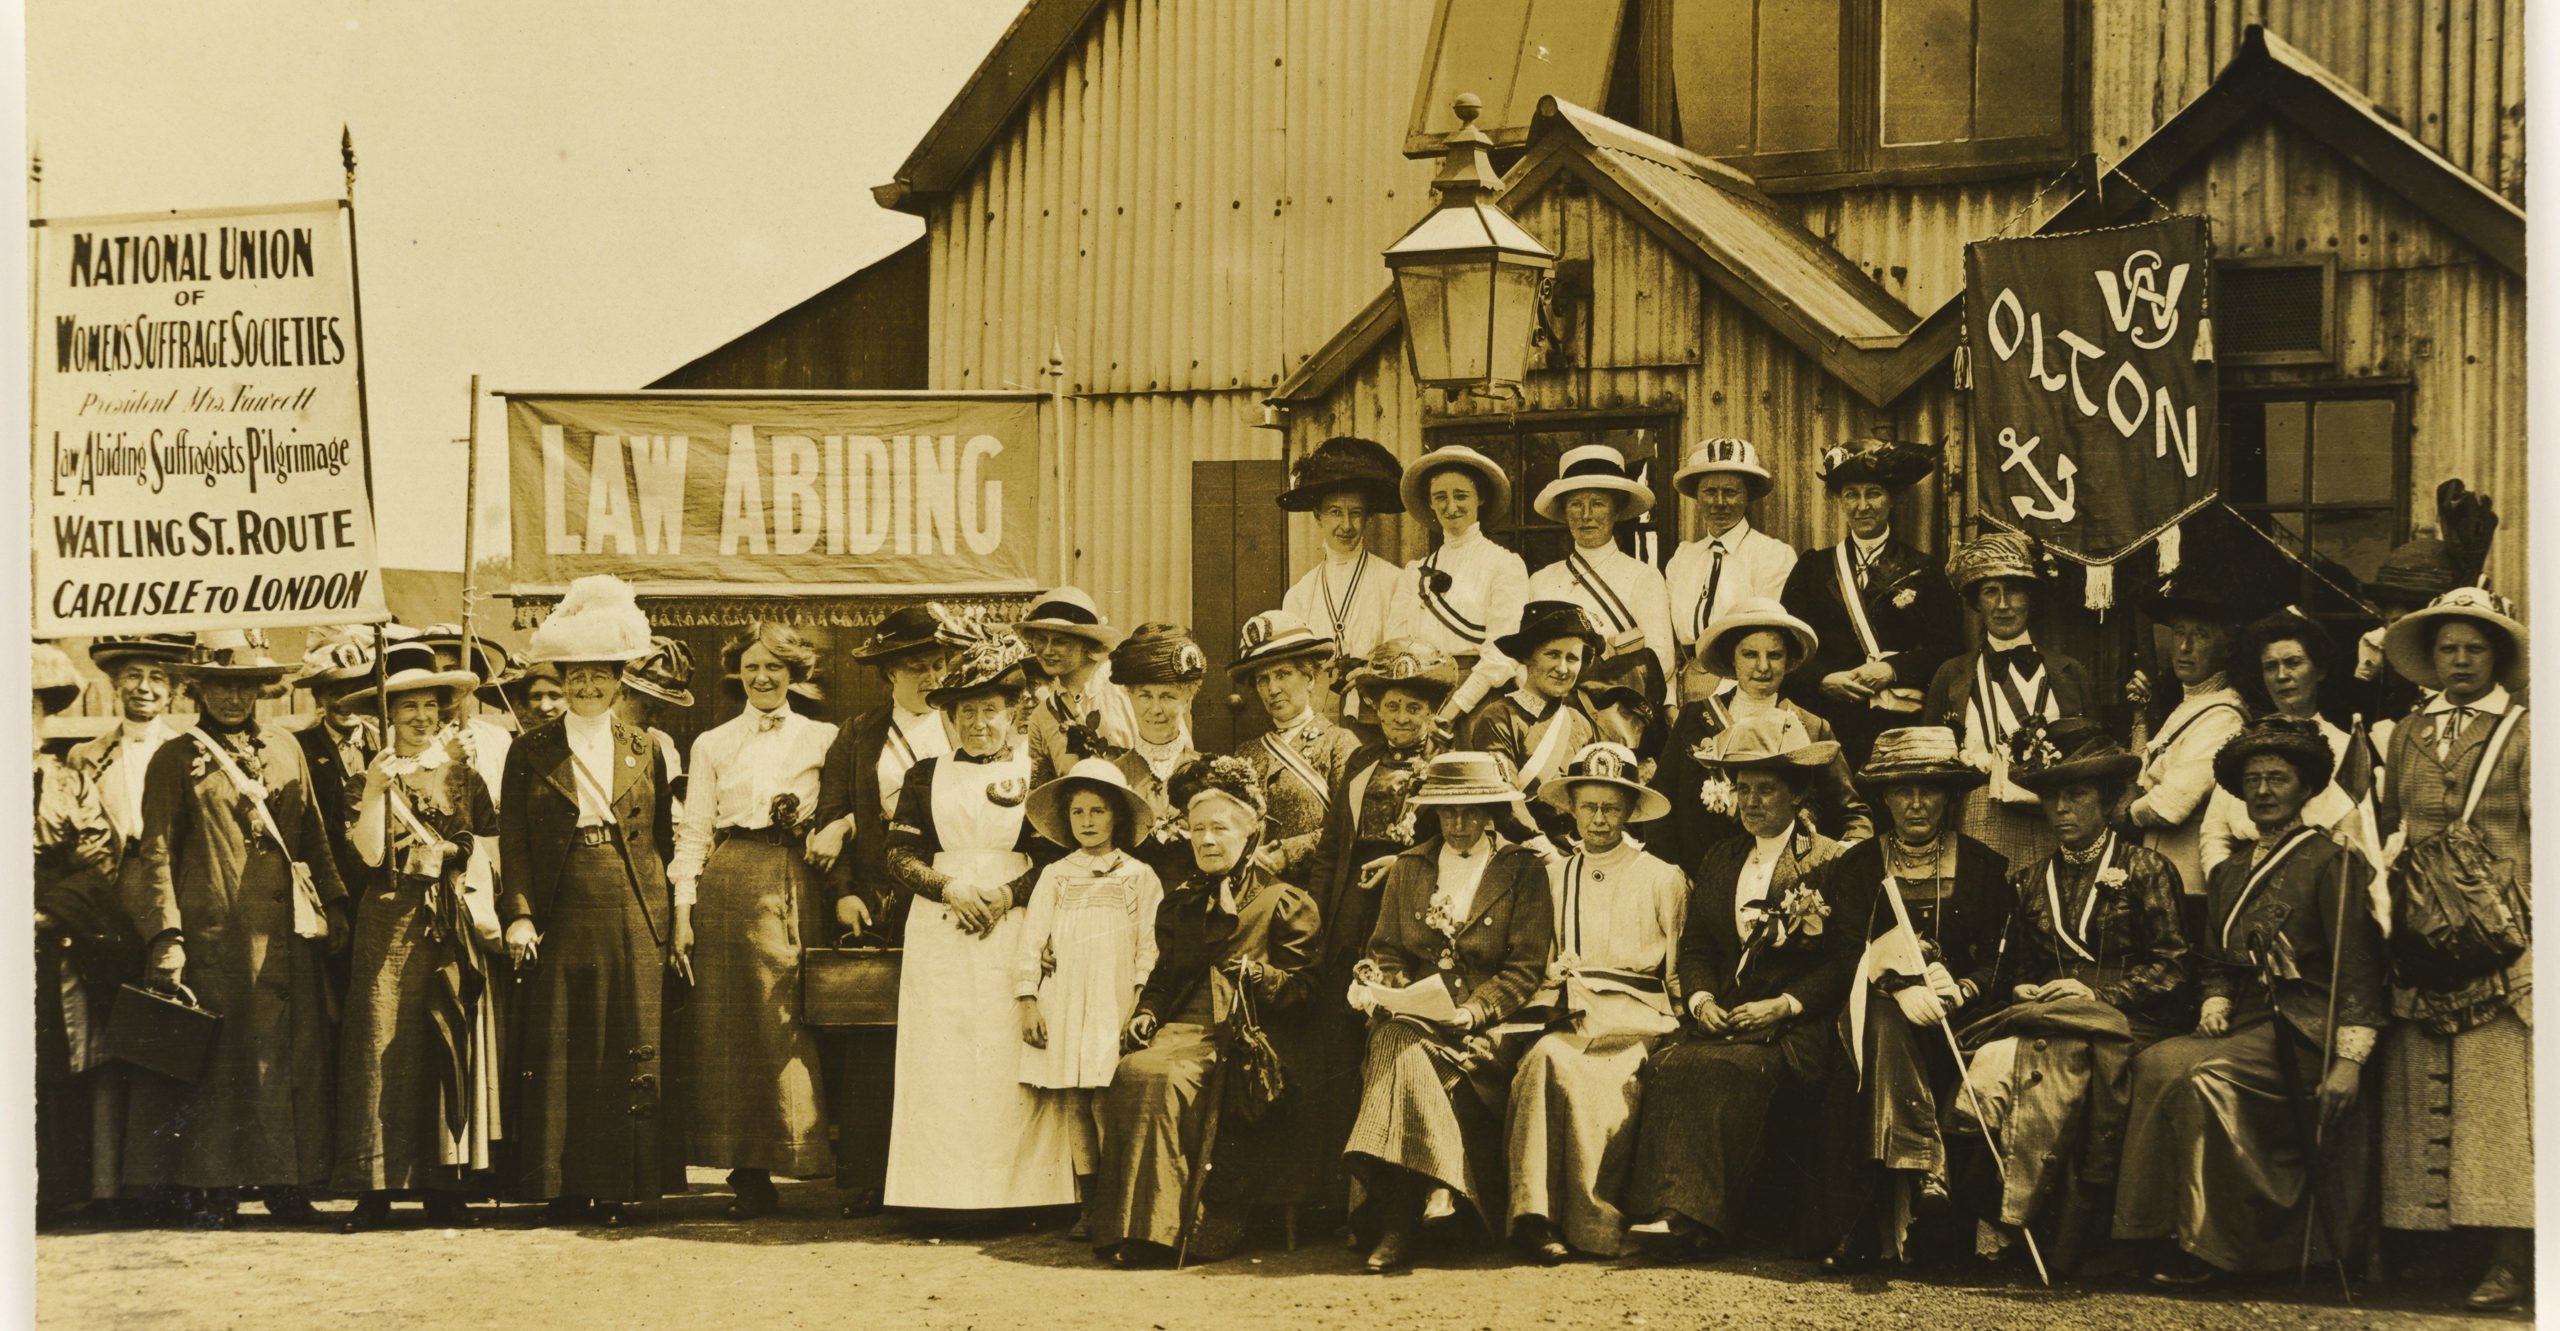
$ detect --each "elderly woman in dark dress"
[1342,752,1554,1273]
[2114,717,2386,1286]
[1815,726,2013,1274]
[1094,756,1320,1265]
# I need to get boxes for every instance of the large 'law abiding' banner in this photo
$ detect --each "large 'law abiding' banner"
[506,393,1043,593]
[1966,217,2218,564]
[33,200,389,636]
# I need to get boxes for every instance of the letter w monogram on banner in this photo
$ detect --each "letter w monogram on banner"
[1963,217,2220,586]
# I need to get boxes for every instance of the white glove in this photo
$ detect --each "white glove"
[1893,983,1947,1027]
[1922,962,1962,1004]
[1347,979,1378,1016]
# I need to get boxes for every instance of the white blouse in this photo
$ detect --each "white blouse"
[1384,524,1531,716]
[1664,519,1799,650]
[668,705,842,905]
[1527,541,1680,698]
[1282,550,1400,664]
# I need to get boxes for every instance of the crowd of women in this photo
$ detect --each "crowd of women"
[26,431,2532,1310]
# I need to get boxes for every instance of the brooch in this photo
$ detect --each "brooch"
[986,777,1029,807]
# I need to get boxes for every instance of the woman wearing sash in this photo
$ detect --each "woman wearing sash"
[1665,438,1798,701]
[499,576,684,1225]
[1504,742,1684,1262]
[1653,600,1871,870]
[1525,443,1677,730]
[1779,438,1962,770]
[1813,726,2011,1274]
[1462,601,1601,852]
[2114,717,2385,1286]
[809,605,954,1217]
[1921,532,2094,867]
[337,641,502,1231]
[2122,581,2249,931]
[1104,624,1208,888]
[1382,445,1531,729]
[1228,611,1361,884]
[879,625,1077,1211]
[1276,437,1405,726]
[2373,587,2533,1310]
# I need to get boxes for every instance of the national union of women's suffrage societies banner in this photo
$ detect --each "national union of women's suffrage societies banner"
[32,200,390,636]
[505,393,1044,594]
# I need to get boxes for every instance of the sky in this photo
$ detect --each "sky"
[23,0,1027,570]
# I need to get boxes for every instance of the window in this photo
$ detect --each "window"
[1406,0,1630,156]
[2221,390,2407,598]
[1423,417,1677,572]
[1670,0,2077,186]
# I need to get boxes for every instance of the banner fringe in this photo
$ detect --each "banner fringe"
[2156,524,2182,576]
[2084,562,2116,611]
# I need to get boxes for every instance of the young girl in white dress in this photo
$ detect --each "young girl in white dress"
[1016,757,1166,1225]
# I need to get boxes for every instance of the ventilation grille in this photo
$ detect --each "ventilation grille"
[2217,264,2331,361]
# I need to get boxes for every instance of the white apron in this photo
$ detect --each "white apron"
[882,741,1080,1209]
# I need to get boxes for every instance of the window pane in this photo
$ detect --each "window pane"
[2309,398,2396,504]
[1757,0,1842,152]
[1974,0,2065,140]
[1409,0,1623,149]
[2260,400,2308,504]
[2310,509,2399,583]
[1672,0,1757,155]
[2221,401,2270,505]
[1881,0,1972,146]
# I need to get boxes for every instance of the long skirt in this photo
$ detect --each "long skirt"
[1816,996,1962,1258]
[122,846,335,1191]
[1095,1021,1219,1249]
[1505,1027,1658,1255]
[678,837,827,1176]
[1625,1019,1830,1240]
[1343,1018,1512,1232]
[2113,1012,2371,1272]
[511,842,682,1203]
[882,883,1079,1210]
[334,875,500,1191]
[2380,1011,2534,1230]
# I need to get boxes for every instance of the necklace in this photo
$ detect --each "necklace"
[2059,831,2113,867]
[1886,834,1945,870]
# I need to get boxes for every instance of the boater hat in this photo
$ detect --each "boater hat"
[32,642,83,715]
[1673,437,1774,500]
[1697,598,1818,676]
[344,639,479,707]
[1027,756,1154,849]
[1540,741,1672,822]
[2213,716,2336,799]
[1855,726,1989,792]
[1532,444,1654,522]
[292,632,378,693]
[2381,585,2529,693]
[1277,435,1405,514]
[622,636,698,708]
[2007,717,2141,794]
[1400,444,1513,520]
[88,632,195,675]
[1405,751,1529,813]
[1493,600,1603,664]
[1014,585,1128,651]
[528,575,654,665]
[1227,610,1336,681]
[1345,638,1463,706]
[1817,437,1938,492]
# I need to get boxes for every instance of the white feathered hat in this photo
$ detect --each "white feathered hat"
[528,574,654,664]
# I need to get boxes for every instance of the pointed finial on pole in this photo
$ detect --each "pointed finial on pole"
[28,141,42,217]
[340,124,357,199]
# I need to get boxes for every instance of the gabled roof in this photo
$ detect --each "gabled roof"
[873,0,1110,214]
[1276,24,2525,409]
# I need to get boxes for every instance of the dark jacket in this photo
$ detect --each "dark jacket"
[2200,828,2388,1048]
[1676,827,1852,1017]
[1134,861,1321,1030]
[813,703,899,918]
[1306,740,1439,976]
[293,719,369,898]
[1919,644,2098,737]
[1994,837,2193,1040]
[496,715,674,928]
[1779,537,1963,716]
[1364,837,1554,1029]
[1830,833,2014,1020]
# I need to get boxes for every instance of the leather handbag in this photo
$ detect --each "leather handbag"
[103,982,221,1083]
[802,932,901,1028]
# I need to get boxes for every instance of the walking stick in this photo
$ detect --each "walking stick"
[2258,934,2354,1303]
[2289,836,2361,1301]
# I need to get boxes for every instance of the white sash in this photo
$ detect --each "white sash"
[1563,548,1638,636]
[2218,825,2322,951]
[1260,727,1331,811]
[2042,834,2121,964]
[1518,698,1576,790]
[1833,542,1886,661]
[189,726,329,938]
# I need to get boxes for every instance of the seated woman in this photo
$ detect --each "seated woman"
[1504,743,1684,1263]
[1095,756,1318,1266]
[1342,753,1553,1274]
[1950,717,2190,1271]
[1624,716,1853,1258]
[1462,600,1601,851]
[1815,726,2014,1274]
[1654,598,1872,871]
[2114,717,2386,1286]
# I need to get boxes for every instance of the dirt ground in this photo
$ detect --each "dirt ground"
[33,1172,2522,1330]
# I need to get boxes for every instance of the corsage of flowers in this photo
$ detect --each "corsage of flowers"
[2094,865,2130,893]
[1776,882,1829,939]
[1892,587,1918,609]
[770,792,811,834]
[2003,718,2064,774]
[1421,897,1464,971]
[1690,734,1737,814]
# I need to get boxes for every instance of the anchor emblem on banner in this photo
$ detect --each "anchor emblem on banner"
[1997,428,2078,523]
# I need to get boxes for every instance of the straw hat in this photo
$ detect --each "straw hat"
[1946,531,2043,599]
[2007,717,2141,794]
[293,632,379,693]
[1694,713,1839,776]
[1277,435,1405,514]
[344,639,480,706]
[32,642,83,714]
[1014,585,1127,651]
[1854,726,1988,792]
[2212,716,2336,799]
[1228,610,1335,681]
[88,632,195,675]
[2381,586,2528,692]
[1532,444,1654,522]
[1540,741,1671,822]
[528,575,654,664]
[1493,600,1603,663]
[1110,623,1208,687]
[1697,598,1819,676]
[175,629,296,681]
[1027,757,1154,848]
[1400,444,1513,520]
[1672,437,1773,500]
[1816,437,1938,492]
[621,636,698,708]
[926,629,1033,709]
[1404,751,1529,812]
[1345,638,1463,706]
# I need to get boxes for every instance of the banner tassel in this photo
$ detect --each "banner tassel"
[2155,524,2182,576]
[2084,561,2116,612]
[2191,315,2215,363]
[1952,344,1973,392]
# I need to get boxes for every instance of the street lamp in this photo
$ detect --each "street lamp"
[1385,92,1557,394]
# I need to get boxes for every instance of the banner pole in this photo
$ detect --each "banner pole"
[460,373,481,663]
[341,126,383,594]
[27,147,41,637]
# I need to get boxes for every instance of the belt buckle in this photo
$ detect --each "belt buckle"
[578,824,612,846]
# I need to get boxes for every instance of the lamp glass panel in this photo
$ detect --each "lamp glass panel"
[1396,265,1453,385]
[1484,260,1547,386]
[1440,259,1496,384]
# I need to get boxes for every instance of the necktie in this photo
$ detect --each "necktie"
[1856,548,1873,590]
[755,709,786,733]
[1696,542,1726,639]
[1993,644,2041,677]
[2439,707,2473,762]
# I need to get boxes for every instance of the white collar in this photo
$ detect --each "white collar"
[563,710,614,740]
[1440,836,1490,863]
[1581,835,1641,868]
[2427,685,2510,717]
[892,702,937,728]
[738,703,793,731]
[1323,546,1370,570]
[1508,685,1561,719]
[1749,829,1792,861]
[120,716,165,743]
[1440,525,1486,553]
[1850,531,1890,561]
[1571,537,1620,562]
[1985,631,2034,653]
[1063,847,1126,872]
[1700,518,1752,549]
[1270,707,1320,740]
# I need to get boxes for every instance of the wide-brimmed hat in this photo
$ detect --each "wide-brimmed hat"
[926,629,1033,709]
[33,642,83,714]
[345,639,479,706]
[1855,726,1988,792]
[1278,435,1405,514]
[1540,741,1671,822]
[175,629,296,681]
[292,632,379,693]
[1228,610,1336,681]
[2213,716,2336,799]
[1695,713,1839,776]
[1170,753,1268,821]
[1494,600,1603,663]
[1110,622,1208,687]
[1406,751,1529,812]
[411,623,508,681]
[621,636,698,708]
[1400,444,1512,521]
[1946,532,2043,599]
[2382,586,2529,691]
[1817,437,1938,492]
[88,632,195,675]
[1027,757,1154,848]
[1673,437,1774,500]
[2008,717,2141,794]
[1532,444,1654,522]
[1014,585,1127,651]
[1346,638,1464,705]
[1698,597,1818,676]
[2145,574,2255,625]
[854,605,947,663]
[529,575,654,664]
